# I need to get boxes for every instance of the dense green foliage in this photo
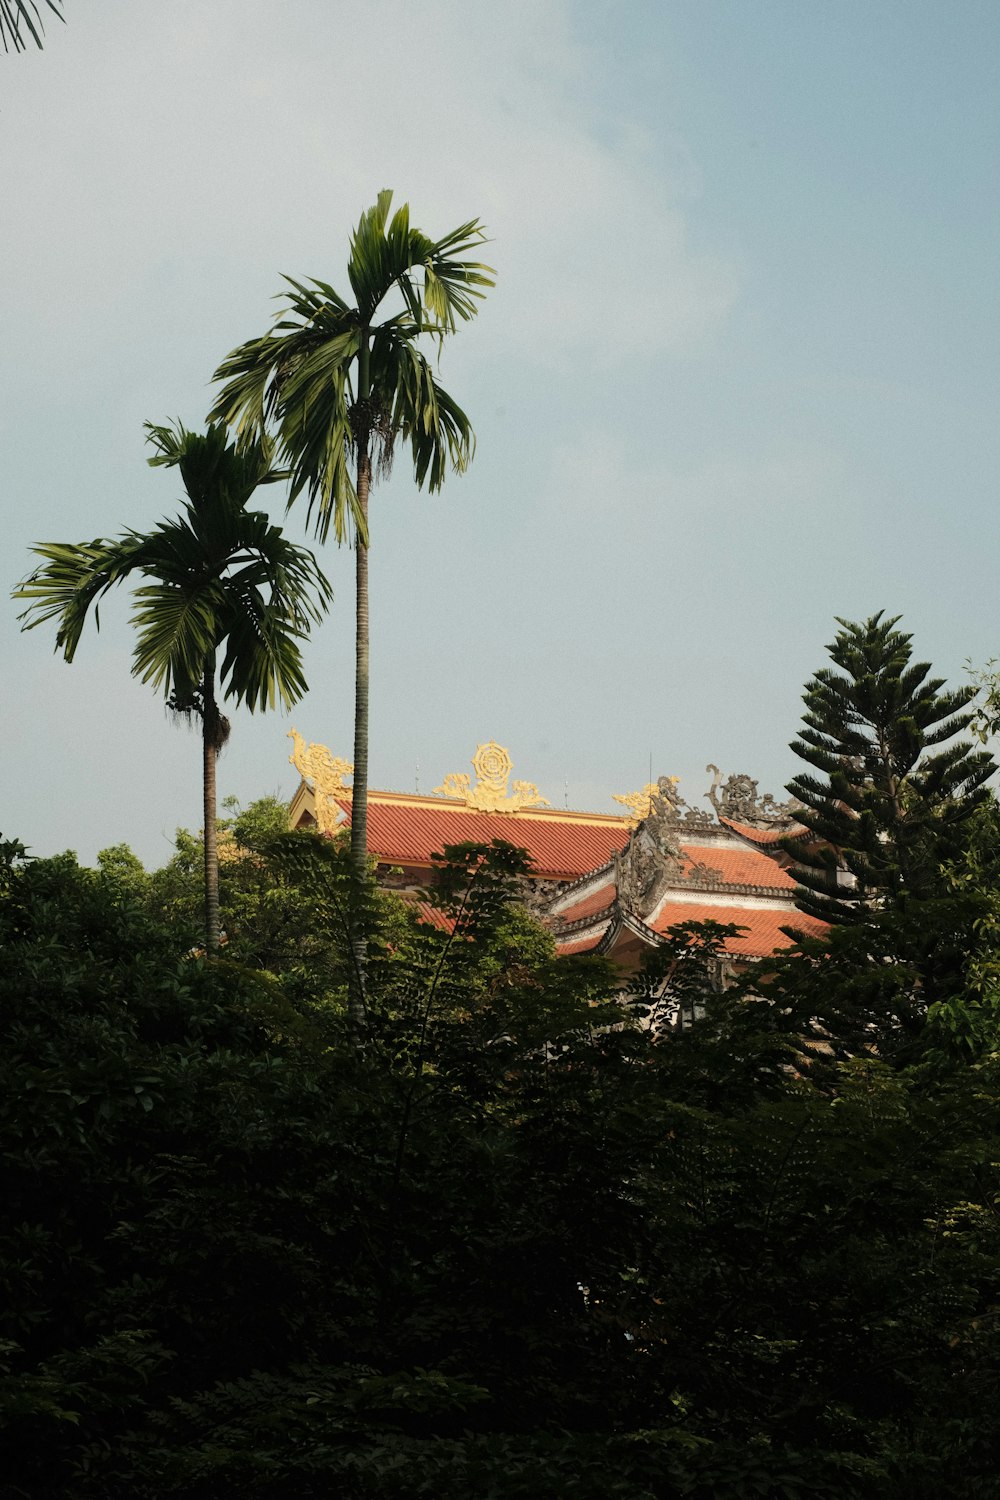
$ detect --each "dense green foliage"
[3,814,1000,1498]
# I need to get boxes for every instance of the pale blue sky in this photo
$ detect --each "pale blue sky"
[3,1,998,865]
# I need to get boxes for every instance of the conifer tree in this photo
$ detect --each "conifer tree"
[787,612,995,925]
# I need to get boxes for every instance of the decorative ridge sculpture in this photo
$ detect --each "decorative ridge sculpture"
[613,781,687,918]
[614,774,714,830]
[705,764,799,827]
[434,741,550,814]
[289,728,353,836]
[612,776,680,828]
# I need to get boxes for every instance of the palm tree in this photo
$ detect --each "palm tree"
[14,420,333,953]
[1,0,63,52]
[210,190,493,1012]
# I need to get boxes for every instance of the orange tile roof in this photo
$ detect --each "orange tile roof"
[651,900,828,959]
[410,899,454,933]
[340,799,630,880]
[553,847,795,917]
[395,893,456,933]
[680,845,795,890]
[339,794,797,892]
[556,881,618,923]
[557,934,606,955]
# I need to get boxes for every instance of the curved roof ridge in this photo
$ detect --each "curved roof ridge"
[719,814,809,846]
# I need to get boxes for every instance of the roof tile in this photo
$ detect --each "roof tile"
[341,800,630,879]
[681,846,795,890]
[556,882,618,923]
[557,934,606,955]
[651,900,828,958]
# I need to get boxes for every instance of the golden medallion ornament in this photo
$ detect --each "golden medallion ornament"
[288,728,353,835]
[434,740,550,814]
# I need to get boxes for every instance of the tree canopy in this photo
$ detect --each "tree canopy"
[3,812,1000,1498]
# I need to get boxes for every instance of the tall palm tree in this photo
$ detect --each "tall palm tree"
[210,190,493,1013]
[14,420,333,953]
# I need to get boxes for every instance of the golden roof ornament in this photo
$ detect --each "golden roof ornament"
[434,740,551,814]
[288,728,353,835]
[613,775,680,828]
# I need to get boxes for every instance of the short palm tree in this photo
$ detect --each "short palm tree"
[210,190,493,1010]
[14,420,333,953]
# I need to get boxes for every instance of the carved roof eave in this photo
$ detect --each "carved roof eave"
[658,819,744,842]
[594,904,774,961]
[548,858,618,906]
[596,906,662,955]
[549,866,801,927]
[719,814,811,844]
[550,901,618,939]
[551,899,660,954]
[546,825,792,911]
[673,877,800,900]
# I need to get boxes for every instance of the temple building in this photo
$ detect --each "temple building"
[287,733,827,970]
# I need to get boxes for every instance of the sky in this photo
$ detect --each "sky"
[3,0,998,868]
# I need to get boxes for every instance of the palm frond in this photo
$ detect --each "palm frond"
[211,294,363,544]
[211,193,493,547]
[418,218,495,331]
[14,424,333,718]
[377,334,475,491]
[223,514,334,627]
[148,423,291,537]
[347,192,495,334]
[218,595,310,713]
[129,579,226,699]
[347,189,397,315]
[282,392,361,545]
[286,274,351,318]
[1,0,63,54]
[15,534,153,659]
[210,331,301,443]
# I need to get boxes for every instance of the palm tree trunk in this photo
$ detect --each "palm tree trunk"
[347,344,371,1032]
[345,327,374,1036]
[203,661,221,955]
